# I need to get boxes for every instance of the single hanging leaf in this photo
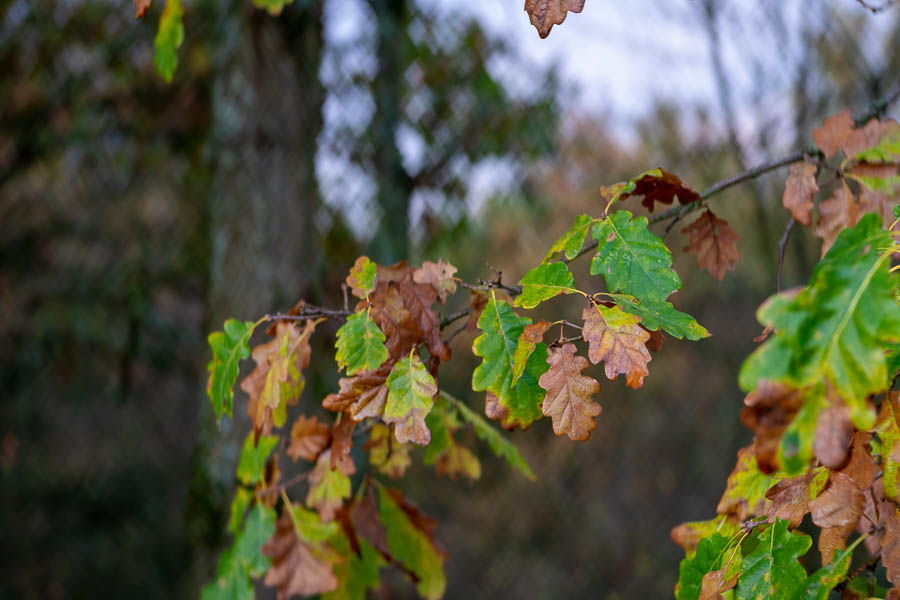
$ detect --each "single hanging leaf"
[612,295,709,341]
[581,303,651,389]
[440,391,536,480]
[135,0,151,19]
[471,292,549,429]
[262,505,340,598]
[740,214,900,430]
[543,214,594,262]
[335,311,389,376]
[363,423,412,478]
[515,262,580,309]
[384,350,438,446]
[346,256,378,299]
[681,209,740,280]
[207,318,260,420]
[878,393,900,503]
[624,168,702,213]
[413,260,458,303]
[763,467,828,527]
[591,210,682,303]
[813,110,854,158]
[674,533,738,600]
[240,320,316,441]
[538,343,602,441]
[287,415,331,463]
[524,0,584,38]
[236,433,279,486]
[782,160,819,226]
[376,486,446,600]
[153,0,183,82]
[306,450,353,522]
[512,320,553,386]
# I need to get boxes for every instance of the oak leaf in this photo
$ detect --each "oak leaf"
[287,415,331,463]
[813,110,854,158]
[334,310,389,376]
[681,209,739,280]
[763,467,828,527]
[346,256,377,299]
[582,304,651,388]
[543,214,594,262]
[306,449,353,522]
[877,393,900,503]
[813,183,859,256]
[330,414,355,471]
[207,318,259,420]
[412,260,457,303]
[843,117,900,157]
[716,446,777,520]
[322,362,392,421]
[363,423,412,478]
[383,351,437,445]
[154,0,183,82]
[626,168,702,213]
[512,320,553,386]
[424,400,481,481]
[514,262,579,309]
[241,320,315,441]
[812,389,852,469]
[740,381,804,473]
[808,471,864,529]
[465,291,489,332]
[538,343,602,441]
[782,160,818,226]
[670,515,741,556]
[262,507,339,599]
[135,0,151,18]
[524,0,584,38]
[484,391,511,427]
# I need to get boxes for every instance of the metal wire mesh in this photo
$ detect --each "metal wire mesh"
[1,0,898,598]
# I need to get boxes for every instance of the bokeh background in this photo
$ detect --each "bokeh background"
[2,0,899,598]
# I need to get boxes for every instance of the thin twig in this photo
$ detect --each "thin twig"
[854,0,899,13]
[776,217,796,292]
[855,80,900,125]
[443,321,469,346]
[266,306,352,323]
[257,467,315,497]
[663,203,699,239]
[341,284,350,312]
[440,307,472,328]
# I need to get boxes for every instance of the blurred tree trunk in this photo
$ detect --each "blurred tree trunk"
[369,0,412,263]
[185,0,324,589]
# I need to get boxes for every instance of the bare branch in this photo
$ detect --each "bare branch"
[776,217,796,292]
[854,0,899,13]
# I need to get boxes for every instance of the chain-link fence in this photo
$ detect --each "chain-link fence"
[2,0,898,598]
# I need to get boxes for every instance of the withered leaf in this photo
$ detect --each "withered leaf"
[538,343,602,441]
[808,471,864,529]
[740,381,804,473]
[262,509,339,599]
[287,415,331,463]
[465,291,489,332]
[813,110,855,158]
[763,468,828,527]
[322,362,392,421]
[643,327,665,353]
[628,168,702,213]
[582,304,651,389]
[351,487,391,560]
[512,320,553,386]
[681,209,740,280]
[135,0,151,18]
[817,523,855,566]
[413,260,458,303]
[241,320,315,442]
[782,161,818,226]
[837,432,876,491]
[813,183,858,256]
[330,413,355,470]
[843,117,900,157]
[524,0,585,38]
[813,392,852,469]
[484,391,513,430]
[698,567,738,600]
[363,423,412,478]
[882,505,900,587]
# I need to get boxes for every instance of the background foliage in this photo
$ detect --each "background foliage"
[2,0,899,598]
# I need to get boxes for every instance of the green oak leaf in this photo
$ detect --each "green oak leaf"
[154,0,184,82]
[542,214,595,262]
[675,533,739,600]
[236,433,278,486]
[384,350,438,446]
[440,391,536,480]
[377,485,446,600]
[740,214,900,430]
[207,318,260,420]
[612,295,708,340]
[227,487,253,534]
[202,504,276,600]
[322,533,384,600]
[515,262,580,309]
[877,395,900,503]
[347,256,378,299]
[472,292,549,429]
[335,310,389,376]
[286,502,340,544]
[590,210,682,303]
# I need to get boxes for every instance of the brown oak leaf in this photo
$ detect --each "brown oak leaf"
[699,567,737,600]
[764,469,827,527]
[466,291,489,332]
[809,471,864,529]
[412,260,458,303]
[524,0,585,38]
[134,0,151,18]
[330,413,355,471]
[323,362,392,420]
[484,391,514,430]
[818,523,855,566]
[626,168,702,213]
[782,161,819,226]
[740,381,804,473]
[262,509,339,599]
[643,327,664,353]
[842,117,900,156]
[813,110,855,158]
[681,209,740,280]
[241,320,315,442]
[363,423,412,478]
[581,304,651,389]
[883,507,900,588]
[813,388,853,469]
[538,343,602,441]
[287,415,331,463]
[837,432,877,490]
[814,183,859,256]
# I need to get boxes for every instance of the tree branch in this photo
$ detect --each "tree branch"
[776,217,796,292]
[854,0,899,13]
